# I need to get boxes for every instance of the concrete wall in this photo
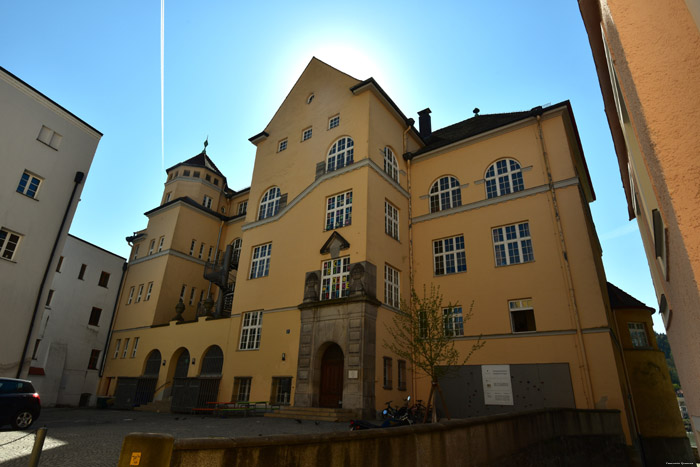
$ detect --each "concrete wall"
[117,409,631,467]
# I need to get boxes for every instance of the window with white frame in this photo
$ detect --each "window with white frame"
[485,159,524,199]
[234,377,252,402]
[16,171,42,199]
[302,127,313,141]
[325,190,352,230]
[164,192,172,204]
[383,147,399,182]
[189,240,196,256]
[198,243,204,259]
[232,238,242,264]
[509,299,536,333]
[278,139,287,152]
[158,236,164,252]
[0,228,21,261]
[321,257,350,300]
[443,306,464,337]
[179,285,186,302]
[250,243,272,279]
[207,246,213,261]
[429,176,462,213]
[189,287,196,305]
[37,125,62,150]
[492,222,534,267]
[258,187,281,220]
[122,338,130,358]
[113,339,121,359]
[326,137,354,172]
[628,322,650,348]
[433,235,466,275]
[272,377,292,405]
[328,115,340,129]
[148,239,155,255]
[384,264,400,308]
[385,201,399,240]
[133,244,140,260]
[239,311,263,350]
[131,337,139,358]
[203,195,213,209]
[127,286,135,305]
[145,282,153,301]
[238,201,248,215]
[136,284,144,302]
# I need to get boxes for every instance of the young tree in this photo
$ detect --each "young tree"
[384,284,484,422]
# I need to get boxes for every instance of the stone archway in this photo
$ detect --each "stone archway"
[319,344,344,408]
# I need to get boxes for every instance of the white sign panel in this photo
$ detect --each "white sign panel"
[482,365,513,405]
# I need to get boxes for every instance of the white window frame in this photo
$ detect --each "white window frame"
[258,187,281,220]
[198,243,204,259]
[433,235,467,276]
[235,377,252,402]
[628,322,650,348]
[148,239,155,255]
[485,158,524,199]
[131,337,139,358]
[250,243,272,279]
[179,285,186,302]
[384,264,400,309]
[158,236,164,252]
[127,286,135,305]
[302,127,313,141]
[232,238,242,264]
[113,339,121,359]
[136,284,144,303]
[492,222,534,267]
[443,306,464,337]
[509,299,536,333]
[122,338,130,358]
[207,246,213,261]
[321,256,350,300]
[326,137,354,172]
[328,115,340,129]
[385,201,399,240]
[189,240,196,256]
[203,195,212,209]
[429,176,461,213]
[238,200,248,215]
[145,282,153,301]
[325,190,352,230]
[133,244,140,260]
[189,287,196,305]
[278,139,288,152]
[0,228,22,261]
[383,147,399,182]
[239,311,263,350]
[37,125,62,150]
[17,171,42,199]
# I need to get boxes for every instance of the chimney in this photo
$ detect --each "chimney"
[418,108,432,138]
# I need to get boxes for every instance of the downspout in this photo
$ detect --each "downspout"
[17,171,85,378]
[535,116,594,408]
[402,121,418,400]
[99,261,128,378]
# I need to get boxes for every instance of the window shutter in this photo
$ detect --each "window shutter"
[652,209,664,258]
[279,193,288,210]
[315,161,326,179]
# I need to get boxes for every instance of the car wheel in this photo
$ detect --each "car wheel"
[11,410,34,430]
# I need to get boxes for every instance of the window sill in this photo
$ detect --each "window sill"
[383,385,393,390]
[433,270,467,277]
[512,330,537,334]
[16,192,39,201]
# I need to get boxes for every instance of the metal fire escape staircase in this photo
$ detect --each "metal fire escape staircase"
[202,244,238,318]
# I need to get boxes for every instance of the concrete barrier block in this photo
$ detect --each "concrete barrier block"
[118,433,174,467]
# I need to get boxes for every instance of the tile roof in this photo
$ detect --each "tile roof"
[607,282,654,312]
[166,151,226,178]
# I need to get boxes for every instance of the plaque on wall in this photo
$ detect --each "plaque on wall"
[482,365,513,405]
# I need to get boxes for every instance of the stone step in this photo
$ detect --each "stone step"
[264,406,356,422]
[134,398,172,413]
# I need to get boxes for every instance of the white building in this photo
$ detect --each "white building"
[0,66,102,378]
[29,235,125,407]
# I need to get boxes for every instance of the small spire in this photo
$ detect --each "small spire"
[203,136,209,154]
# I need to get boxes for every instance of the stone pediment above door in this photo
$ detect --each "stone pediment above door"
[320,231,350,259]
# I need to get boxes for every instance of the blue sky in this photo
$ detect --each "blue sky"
[1,1,664,331]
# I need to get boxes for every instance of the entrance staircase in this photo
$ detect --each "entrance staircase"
[264,406,355,422]
[133,398,172,413]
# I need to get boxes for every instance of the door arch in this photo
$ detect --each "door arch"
[174,349,190,378]
[319,343,344,408]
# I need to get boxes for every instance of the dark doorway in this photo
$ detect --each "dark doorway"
[319,344,344,408]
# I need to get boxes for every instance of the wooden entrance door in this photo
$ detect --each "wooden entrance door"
[319,344,344,408]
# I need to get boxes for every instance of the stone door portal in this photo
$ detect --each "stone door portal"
[319,344,344,408]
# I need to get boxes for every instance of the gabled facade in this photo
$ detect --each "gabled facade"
[100,58,686,453]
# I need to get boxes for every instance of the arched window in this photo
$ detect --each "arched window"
[429,176,462,213]
[231,238,242,264]
[326,137,354,172]
[384,147,399,182]
[485,159,524,199]
[258,187,281,220]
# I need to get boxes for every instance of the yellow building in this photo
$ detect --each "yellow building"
[100,58,686,454]
[579,0,700,442]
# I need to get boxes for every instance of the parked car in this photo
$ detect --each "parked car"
[0,377,41,429]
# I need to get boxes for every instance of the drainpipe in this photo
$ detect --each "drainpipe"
[99,261,128,378]
[535,115,594,408]
[402,120,418,400]
[17,171,85,378]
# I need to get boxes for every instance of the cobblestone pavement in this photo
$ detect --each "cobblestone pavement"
[0,408,351,466]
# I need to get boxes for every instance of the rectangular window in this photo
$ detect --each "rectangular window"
[0,228,22,261]
[98,271,110,287]
[509,299,536,333]
[189,240,196,256]
[203,195,212,209]
[46,289,55,307]
[56,256,64,272]
[122,338,130,358]
[37,125,62,150]
[302,127,312,141]
[145,282,153,301]
[240,311,263,350]
[238,201,248,215]
[492,222,534,267]
[88,307,102,326]
[148,239,155,255]
[328,115,340,129]
[78,263,87,279]
[383,357,393,389]
[443,306,464,337]
[207,246,213,261]
[250,243,272,279]
[398,360,406,391]
[385,201,399,240]
[113,339,121,359]
[193,171,200,178]
[205,174,211,182]
[321,257,350,300]
[180,285,187,302]
[17,171,42,198]
[628,322,650,348]
[164,192,172,204]
[136,284,144,303]
[433,235,467,275]
[32,339,41,360]
[234,377,252,402]
[87,349,100,370]
[278,139,288,152]
[158,236,164,252]
[131,337,139,358]
[384,264,400,308]
[325,190,352,230]
[189,287,196,306]
[183,170,190,177]
[133,244,140,260]
[198,243,204,259]
[272,377,292,405]
[127,286,135,305]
